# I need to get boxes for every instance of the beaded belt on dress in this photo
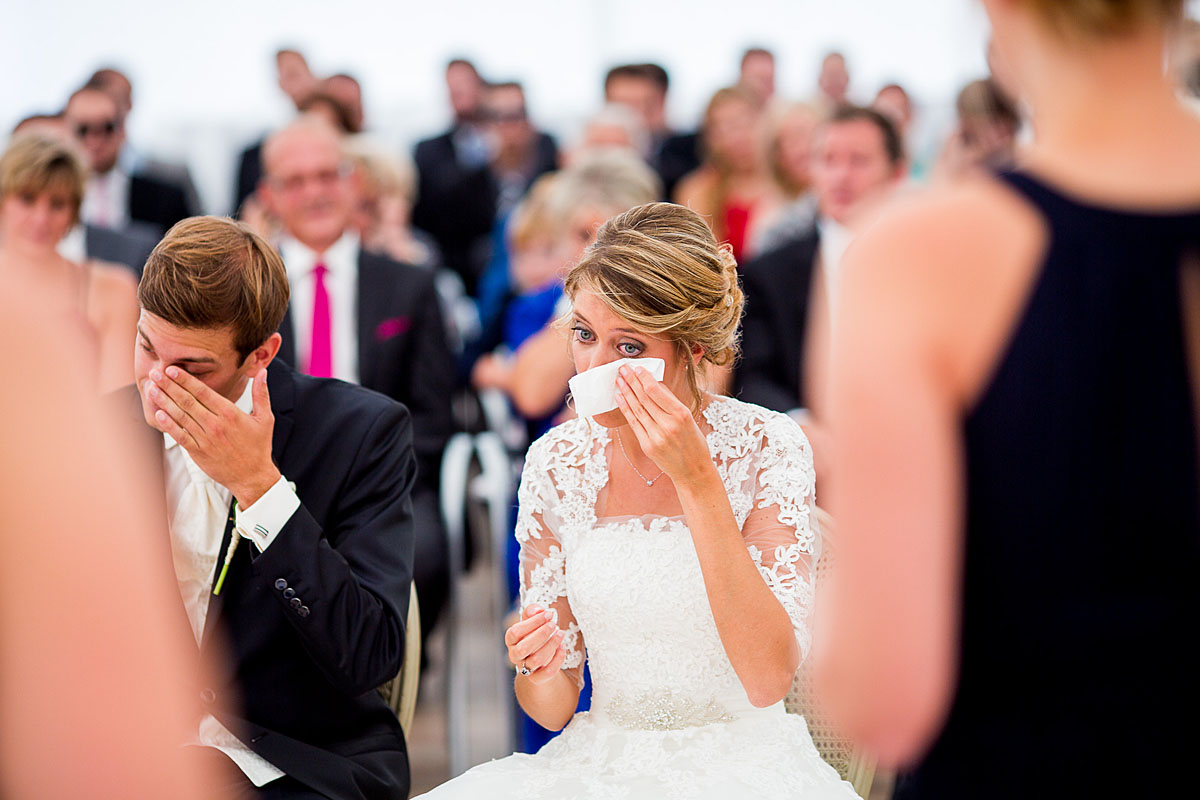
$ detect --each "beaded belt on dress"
[605,691,736,731]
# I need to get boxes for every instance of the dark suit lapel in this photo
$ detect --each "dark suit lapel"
[267,358,296,459]
[200,502,237,649]
[277,305,297,369]
[355,248,380,389]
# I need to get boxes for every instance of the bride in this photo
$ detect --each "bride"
[418,202,858,799]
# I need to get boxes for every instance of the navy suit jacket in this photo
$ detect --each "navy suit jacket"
[128,169,196,237]
[84,222,159,278]
[120,361,415,799]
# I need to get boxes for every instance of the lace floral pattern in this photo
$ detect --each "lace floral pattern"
[515,396,820,687]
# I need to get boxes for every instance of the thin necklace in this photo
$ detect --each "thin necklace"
[616,427,666,487]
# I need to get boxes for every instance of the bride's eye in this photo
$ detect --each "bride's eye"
[572,326,595,343]
[618,342,643,356]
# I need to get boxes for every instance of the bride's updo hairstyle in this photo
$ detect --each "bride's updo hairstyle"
[563,201,744,410]
[1022,0,1182,37]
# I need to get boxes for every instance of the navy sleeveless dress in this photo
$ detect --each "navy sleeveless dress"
[895,171,1200,798]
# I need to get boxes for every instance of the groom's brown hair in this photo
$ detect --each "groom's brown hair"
[138,217,289,360]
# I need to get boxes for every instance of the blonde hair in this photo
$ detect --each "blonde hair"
[510,149,661,251]
[342,134,418,204]
[1021,0,1183,37]
[509,172,562,250]
[766,102,821,198]
[139,217,290,360]
[563,202,743,410]
[0,132,88,223]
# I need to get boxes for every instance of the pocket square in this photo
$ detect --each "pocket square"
[374,317,411,341]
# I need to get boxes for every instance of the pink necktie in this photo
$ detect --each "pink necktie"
[307,262,332,377]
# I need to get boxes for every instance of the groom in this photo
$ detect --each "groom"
[128,216,414,799]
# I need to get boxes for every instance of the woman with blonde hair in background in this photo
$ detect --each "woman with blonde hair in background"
[0,132,139,392]
[817,1,1200,797]
[418,202,858,799]
[343,135,441,269]
[754,102,823,253]
[674,86,782,264]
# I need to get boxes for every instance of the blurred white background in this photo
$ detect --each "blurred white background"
[1,0,993,212]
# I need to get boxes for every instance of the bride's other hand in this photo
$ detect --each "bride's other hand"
[615,365,712,485]
[505,604,566,685]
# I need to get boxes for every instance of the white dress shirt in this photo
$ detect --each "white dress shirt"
[164,378,300,786]
[280,232,360,383]
[785,217,855,423]
[80,168,129,230]
[815,216,854,319]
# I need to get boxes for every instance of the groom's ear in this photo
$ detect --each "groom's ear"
[242,332,282,374]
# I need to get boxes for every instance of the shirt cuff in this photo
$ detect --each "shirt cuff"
[235,476,300,552]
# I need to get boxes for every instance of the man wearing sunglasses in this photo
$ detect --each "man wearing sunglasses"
[64,86,198,237]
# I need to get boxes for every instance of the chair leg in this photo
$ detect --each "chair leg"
[440,433,474,777]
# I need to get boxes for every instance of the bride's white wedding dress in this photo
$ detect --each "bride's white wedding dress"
[418,396,860,799]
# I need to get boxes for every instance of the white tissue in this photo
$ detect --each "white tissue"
[567,357,666,418]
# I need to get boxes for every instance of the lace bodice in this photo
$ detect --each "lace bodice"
[515,396,819,723]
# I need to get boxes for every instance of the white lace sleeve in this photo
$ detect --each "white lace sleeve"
[515,435,586,688]
[741,413,820,660]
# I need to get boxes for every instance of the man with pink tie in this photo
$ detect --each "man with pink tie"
[259,118,454,643]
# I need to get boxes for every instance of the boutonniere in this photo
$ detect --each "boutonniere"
[375,316,411,341]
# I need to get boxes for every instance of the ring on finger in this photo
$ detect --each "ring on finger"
[518,662,532,676]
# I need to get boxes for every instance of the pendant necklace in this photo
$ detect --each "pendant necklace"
[616,427,666,487]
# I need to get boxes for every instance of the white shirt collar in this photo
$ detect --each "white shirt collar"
[279,231,359,279]
[163,377,255,451]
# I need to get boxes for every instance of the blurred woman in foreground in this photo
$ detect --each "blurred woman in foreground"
[0,272,216,798]
[818,1,1200,797]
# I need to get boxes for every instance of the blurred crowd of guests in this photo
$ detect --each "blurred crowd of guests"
[9,30,1200,650]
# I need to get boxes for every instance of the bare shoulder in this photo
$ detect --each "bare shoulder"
[839,177,1048,406]
[85,259,139,301]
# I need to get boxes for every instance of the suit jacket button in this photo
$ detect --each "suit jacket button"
[200,688,216,705]
[290,597,302,609]
[299,606,310,617]
[274,579,287,591]
[283,588,296,599]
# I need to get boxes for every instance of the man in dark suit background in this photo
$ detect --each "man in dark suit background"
[412,63,557,294]
[260,118,454,644]
[131,216,414,798]
[603,63,700,200]
[63,86,199,237]
[736,106,905,475]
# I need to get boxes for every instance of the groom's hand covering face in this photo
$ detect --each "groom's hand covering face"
[146,366,281,507]
[134,310,282,508]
